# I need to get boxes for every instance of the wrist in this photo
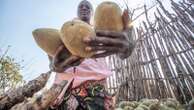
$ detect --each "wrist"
[118,44,134,59]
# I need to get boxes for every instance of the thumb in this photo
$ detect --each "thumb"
[122,9,129,30]
[54,45,64,58]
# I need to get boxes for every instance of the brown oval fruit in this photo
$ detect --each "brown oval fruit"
[94,1,123,32]
[60,20,95,58]
[32,28,63,57]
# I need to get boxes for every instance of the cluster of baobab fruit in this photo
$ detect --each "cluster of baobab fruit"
[32,1,131,59]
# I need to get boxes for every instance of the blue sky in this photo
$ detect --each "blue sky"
[0,0,173,81]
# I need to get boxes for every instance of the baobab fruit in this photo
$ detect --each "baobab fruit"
[32,28,63,57]
[60,20,95,58]
[94,1,123,32]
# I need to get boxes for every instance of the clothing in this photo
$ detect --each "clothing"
[49,80,114,110]
[54,58,112,88]
[51,58,113,109]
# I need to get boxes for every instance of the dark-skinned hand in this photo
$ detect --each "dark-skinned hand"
[83,9,135,59]
[50,45,83,73]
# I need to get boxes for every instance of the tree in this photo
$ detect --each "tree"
[0,46,24,94]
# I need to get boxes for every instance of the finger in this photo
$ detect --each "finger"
[92,51,115,58]
[85,46,118,52]
[58,59,82,71]
[83,36,103,46]
[53,47,71,66]
[54,45,65,57]
[52,65,64,73]
[52,56,74,72]
[96,30,125,38]
[60,56,80,66]
[86,37,125,47]
[52,60,78,72]
[71,58,83,66]
[53,46,65,64]
[122,9,129,30]
[59,56,83,69]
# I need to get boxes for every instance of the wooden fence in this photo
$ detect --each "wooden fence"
[107,0,194,104]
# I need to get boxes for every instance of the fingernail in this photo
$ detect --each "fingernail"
[83,37,91,42]
[85,47,92,51]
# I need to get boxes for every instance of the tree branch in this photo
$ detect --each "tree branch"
[0,71,51,110]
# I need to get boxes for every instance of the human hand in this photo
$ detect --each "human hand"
[83,9,134,59]
[51,45,83,72]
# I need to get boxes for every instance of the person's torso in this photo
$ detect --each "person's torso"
[54,58,112,88]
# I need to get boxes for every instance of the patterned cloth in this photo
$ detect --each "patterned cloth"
[49,80,114,110]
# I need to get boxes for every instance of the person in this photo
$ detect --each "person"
[49,0,135,110]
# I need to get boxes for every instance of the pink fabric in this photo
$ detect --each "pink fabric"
[54,58,112,88]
